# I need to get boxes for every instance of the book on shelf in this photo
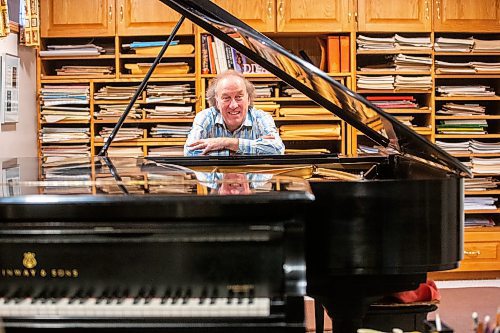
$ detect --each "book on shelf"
[339,36,350,73]
[124,62,190,75]
[327,36,340,73]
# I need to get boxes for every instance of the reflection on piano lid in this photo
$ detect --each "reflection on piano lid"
[159,0,470,177]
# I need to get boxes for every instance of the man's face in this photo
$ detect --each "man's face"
[215,76,249,132]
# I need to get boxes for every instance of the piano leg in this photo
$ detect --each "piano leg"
[308,274,426,333]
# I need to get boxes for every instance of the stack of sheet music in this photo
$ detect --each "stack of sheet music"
[146,84,195,103]
[394,34,432,50]
[437,140,500,155]
[394,54,432,71]
[357,34,432,51]
[40,85,90,106]
[434,37,474,52]
[366,95,420,110]
[124,62,190,75]
[149,124,191,138]
[436,119,488,134]
[144,105,194,118]
[94,85,138,100]
[94,105,142,120]
[464,196,498,210]
[473,38,500,52]
[107,147,143,158]
[279,124,341,140]
[122,40,194,56]
[436,140,470,154]
[465,177,498,192]
[357,35,395,50]
[55,65,114,76]
[470,140,500,154]
[41,105,90,123]
[41,145,91,181]
[98,127,143,141]
[40,127,90,143]
[147,146,185,157]
[435,60,475,74]
[40,43,106,57]
[436,103,486,116]
[254,83,276,98]
[465,157,500,174]
[464,216,496,227]
[356,75,394,90]
[436,85,496,96]
[394,75,432,90]
[470,61,500,73]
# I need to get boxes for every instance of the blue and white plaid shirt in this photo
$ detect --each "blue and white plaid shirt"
[184,106,285,156]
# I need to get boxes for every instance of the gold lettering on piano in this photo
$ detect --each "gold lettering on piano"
[226,284,254,293]
[0,252,79,278]
[23,252,37,269]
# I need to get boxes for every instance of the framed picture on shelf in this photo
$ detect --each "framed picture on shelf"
[0,53,20,124]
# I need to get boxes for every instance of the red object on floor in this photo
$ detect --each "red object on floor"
[392,279,441,303]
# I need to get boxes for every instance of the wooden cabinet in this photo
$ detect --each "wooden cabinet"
[278,0,351,32]
[454,228,500,272]
[433,0,500,32]
[211,0,276,33]
[41,0,193,37]
[41,0,115,37]
[213,0,351,33]
[356,0,432,32]
[116,0,192,36]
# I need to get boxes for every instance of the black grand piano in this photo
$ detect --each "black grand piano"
[0,0,470,332]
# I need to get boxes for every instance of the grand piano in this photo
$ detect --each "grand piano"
[0,0,470,332]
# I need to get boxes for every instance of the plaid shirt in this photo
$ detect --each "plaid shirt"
[184,106,284,156]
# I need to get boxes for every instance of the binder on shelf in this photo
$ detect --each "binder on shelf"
[340,36,350,73]
[327,36,340,73]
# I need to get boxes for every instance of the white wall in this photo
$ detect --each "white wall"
[0,33,37,157]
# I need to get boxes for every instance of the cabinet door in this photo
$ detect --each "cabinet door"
[357,0,432,32]
[434,0,500,32]
[116,0,193,36]
[40,0,115,37]
[211,0,276,33]
[278,0,351,32]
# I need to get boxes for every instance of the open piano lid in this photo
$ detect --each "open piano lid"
[160,0,471,177]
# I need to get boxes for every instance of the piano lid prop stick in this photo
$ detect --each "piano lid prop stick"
[97,15,186,156]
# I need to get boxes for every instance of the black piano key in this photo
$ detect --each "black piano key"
[161,288,171,304]
[248,288,255,304]
[199,287,208,304]
[227,290,234,304]
[145,287,155,304]
[171,288,182,305]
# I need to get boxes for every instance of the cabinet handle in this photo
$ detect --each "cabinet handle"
[435,0,441,20]
[120,5,124,22]
[278,0,284,21]
[464,250,481,257]
[354,11,358,23]
[348,12,352,23]
[108,5,113,22]
[267,0,273,21]
[425,0,430,20]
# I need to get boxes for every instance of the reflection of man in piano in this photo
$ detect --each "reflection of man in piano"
[184,70,284,156]
[194,171,273,195]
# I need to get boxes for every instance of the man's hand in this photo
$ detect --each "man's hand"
[188,138,239,155]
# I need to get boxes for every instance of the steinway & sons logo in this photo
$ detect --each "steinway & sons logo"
[1,252,79,278]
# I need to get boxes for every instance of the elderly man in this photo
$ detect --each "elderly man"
[184,70,284,156]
